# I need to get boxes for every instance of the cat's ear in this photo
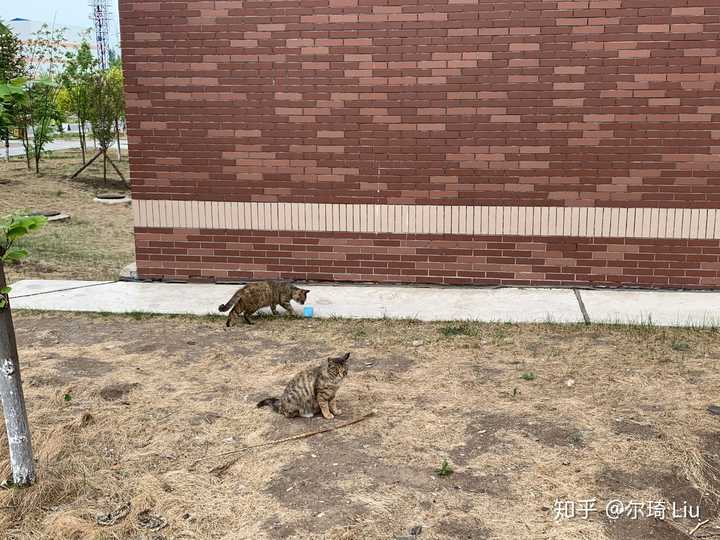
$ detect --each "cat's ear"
[302,288,310,294]
[329,353,349,364]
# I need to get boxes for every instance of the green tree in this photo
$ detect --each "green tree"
[0,22,26,161]
[108,47,119,67]
[15,75,63,173]
[0,79,29,161]
[55,86,72,117]
[107,63,124,160]
[60,41,96,163]
[89,70,119,181]
[73,68,126,184]
[0,214,47,487]
[0,79,29,165]
[0,21,25,82]
[18,24,66,174]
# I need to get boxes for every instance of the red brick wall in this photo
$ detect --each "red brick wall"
[119,1,720,288]
[120,0,720,207]
[135,228,720,288]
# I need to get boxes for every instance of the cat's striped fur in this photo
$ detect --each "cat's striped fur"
[257,352,350,419]
[218,281,309,326]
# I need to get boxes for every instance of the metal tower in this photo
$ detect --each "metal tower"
[90,0,112,69]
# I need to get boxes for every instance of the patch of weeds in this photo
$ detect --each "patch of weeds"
[520,372,536,381]
[63,393,72,402]
[545,349,561,360]
[54,190,64,197]
[671,340,690,352]
[127,312,156,321]
[493,327,507,337]
[435,458,454,477]
[440,323,477,337]
[491,326,512,345]
[352,327,367,339]
[568,430,585,447]
[0,478,18,490]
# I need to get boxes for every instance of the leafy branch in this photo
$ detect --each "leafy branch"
[0,214,47,308]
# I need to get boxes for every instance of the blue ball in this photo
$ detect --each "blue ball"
[303,306,314,318]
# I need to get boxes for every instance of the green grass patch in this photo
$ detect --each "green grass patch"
[439,322,478,337]
[435,458,454,477]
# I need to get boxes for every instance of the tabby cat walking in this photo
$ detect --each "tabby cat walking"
[257,353,350,419]
[218,281,309,326]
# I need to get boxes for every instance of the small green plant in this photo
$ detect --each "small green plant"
[521,372,536,381]
[0,214,47,307]
[440,323,477,337]
[63,393,71,402]
[568,431,585,446]
[352,327,367,339]
[672,340,689,352]
[493,327,508,339]
[435,458,454,477]
[128,311,153,321]
[0,286,10,309]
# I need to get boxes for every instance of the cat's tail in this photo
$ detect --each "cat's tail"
[218,289,243,312]
[256,397,281,412]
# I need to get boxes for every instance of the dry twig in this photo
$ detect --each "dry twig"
[691,520,710,536]
[190,410,376,475]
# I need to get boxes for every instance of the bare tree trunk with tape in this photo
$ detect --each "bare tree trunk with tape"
[0,262,35,486]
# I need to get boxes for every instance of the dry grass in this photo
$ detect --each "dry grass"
[0,150,133,282]
[1,312,719,539]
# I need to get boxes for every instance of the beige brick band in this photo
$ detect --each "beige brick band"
[133,200,720,240]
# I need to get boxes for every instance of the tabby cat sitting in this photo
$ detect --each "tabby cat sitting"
[257,352,350,419]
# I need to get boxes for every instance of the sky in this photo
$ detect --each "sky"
[2,0,121,44]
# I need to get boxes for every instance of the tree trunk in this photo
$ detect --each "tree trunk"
[0,263,36,487]
[102,150,107,182]
[114,118,122,161]
[77,121,85,164]
[81,123,87,161]
[4,136,8,162]
[22,129,30,171]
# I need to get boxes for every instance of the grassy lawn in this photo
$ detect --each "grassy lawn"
[1,312,718,539]
[0,150,134,282]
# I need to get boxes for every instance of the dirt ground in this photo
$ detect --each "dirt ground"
[1,312,719,539]
[0,150,133,282]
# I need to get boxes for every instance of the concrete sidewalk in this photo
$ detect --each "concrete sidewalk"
[7,138,128,157]
[8,279,720,327]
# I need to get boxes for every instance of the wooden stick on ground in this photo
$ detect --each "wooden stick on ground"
[105,154,127,184]
[70,150,103,179]
[191,410,376,476]
[690,520,710,536]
